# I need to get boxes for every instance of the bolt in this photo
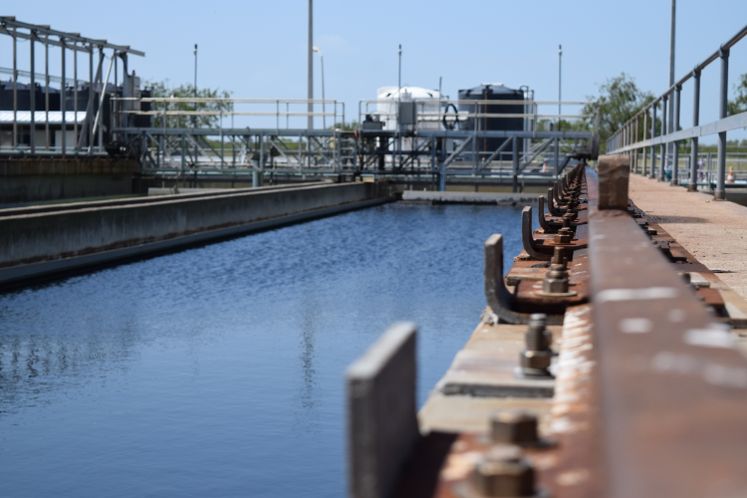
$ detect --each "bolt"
[554,227,573,245]
[542,248,570,294]
[472,446,536,497]
[520,313,553,377]
[562,212,576,229]
[491,411,540,446]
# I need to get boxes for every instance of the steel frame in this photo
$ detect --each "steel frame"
[113,95,595,189]
[0,17,144,155]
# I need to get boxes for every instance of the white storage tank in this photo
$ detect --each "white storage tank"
[375,86,442,132]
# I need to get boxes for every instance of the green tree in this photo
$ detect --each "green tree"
[535,118,589,132]
[146,81,233,128]
[728,73,747,115]
[581,73,654,148]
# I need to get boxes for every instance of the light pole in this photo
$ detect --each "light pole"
[556,44,562,177]
[193,43,198,167]
[313,46,326,129]
[667,0,676,182]
[397,43,402,168]
[307,0,313,131]
[558,44,562,129]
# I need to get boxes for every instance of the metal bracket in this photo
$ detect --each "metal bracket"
[522,206,553,261]
[547,188,566,217]
[537,196,562,234]
[484,234,534,324]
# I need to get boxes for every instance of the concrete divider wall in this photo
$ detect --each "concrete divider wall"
[0,157,140,203]
[0,182,389,282]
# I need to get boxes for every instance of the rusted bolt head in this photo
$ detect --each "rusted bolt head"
[543,264,570,294]
[491,411,540,446]
[472,445,536,497]
[520,349,553,374]
[554,227,573,245]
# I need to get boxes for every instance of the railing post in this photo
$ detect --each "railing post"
[642,110,648,176]
[29,29,36,154]
[633,118,639,173]
[715,46,729,200]
[671,84,681,185]
[512,136,519,193]
[688,69,701,192]
[650,104,657,179]
[659,96,667,182]
[61,37,67,156]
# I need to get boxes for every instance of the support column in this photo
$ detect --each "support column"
[659,96,667,182]
[650,105,657,179]
[29,30,36,154]
[642,111,648,175]
[12,27,18,148]
[671,85,681,186]
[688,70,700,192]
[715,46,729,200]
[61,38,67,156]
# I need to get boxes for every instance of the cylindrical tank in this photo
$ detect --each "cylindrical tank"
[458,83,525,158]
[375,86,441,132]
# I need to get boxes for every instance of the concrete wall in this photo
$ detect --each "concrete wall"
[0,182,391,287]
[0,157,139,204]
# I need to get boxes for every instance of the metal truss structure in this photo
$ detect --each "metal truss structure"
[0,16,144,155]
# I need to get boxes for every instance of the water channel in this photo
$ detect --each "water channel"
[0,202,523,498]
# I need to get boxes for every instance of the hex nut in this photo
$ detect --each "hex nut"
[472,446,536,497]
[520,349,552,373]
[543,264,570,294]
[554,227,573,245]
[491,411,540,446]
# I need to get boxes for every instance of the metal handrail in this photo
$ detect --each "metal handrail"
[606,23,747,199]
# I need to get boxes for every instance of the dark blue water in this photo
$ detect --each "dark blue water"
[0,203,522,498]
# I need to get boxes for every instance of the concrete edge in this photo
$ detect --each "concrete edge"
[401,190,538,205]
[0,196,390,291]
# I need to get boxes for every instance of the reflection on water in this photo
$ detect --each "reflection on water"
[0,203,522,498]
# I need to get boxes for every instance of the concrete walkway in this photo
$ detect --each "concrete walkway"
[629,174,747,300]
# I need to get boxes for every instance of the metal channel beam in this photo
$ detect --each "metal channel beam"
[587,168,747,497]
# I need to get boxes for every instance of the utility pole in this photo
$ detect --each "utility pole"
[558,44,562,126]
[669,0,676,90]
[193,43,198,168]
[397,43,402,169]
[555,44,562,178]
[307,0,313,131]
[667,0,676,180]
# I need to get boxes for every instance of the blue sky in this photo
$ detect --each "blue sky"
[5,1,747,132]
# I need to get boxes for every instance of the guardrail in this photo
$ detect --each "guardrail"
[606,24,747,199]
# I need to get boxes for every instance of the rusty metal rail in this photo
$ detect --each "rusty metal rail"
[587,168,747,498]
[348,155,747,498]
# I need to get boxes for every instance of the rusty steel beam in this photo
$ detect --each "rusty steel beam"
[587,167,747,498]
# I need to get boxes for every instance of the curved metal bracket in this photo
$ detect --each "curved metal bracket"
[522,206,552,260]
[484,234,530,324]
[553,183,568,207]
[547,188,565,217]
[537,195,562,234]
